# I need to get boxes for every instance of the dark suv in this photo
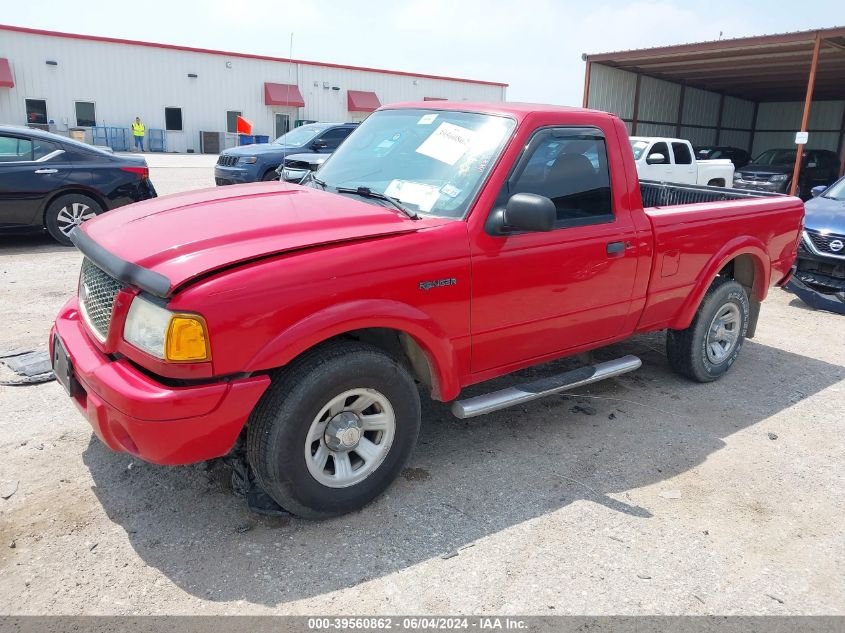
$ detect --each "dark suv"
[214,122,357,185]
[694,146,750,169]
[733,148,840,200]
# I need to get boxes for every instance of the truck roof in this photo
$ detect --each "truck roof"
[630,136,690,144]
[379,101,617,122]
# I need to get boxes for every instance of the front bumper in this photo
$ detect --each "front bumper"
[733,178,787,193]
[280,167,309,182]
[50,299,270,465]
[214,165,255,185]
[785,241,845,315]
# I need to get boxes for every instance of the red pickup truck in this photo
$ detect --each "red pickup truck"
[51,102,803,518]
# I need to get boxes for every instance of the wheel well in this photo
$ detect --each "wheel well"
[718,254,761,337]
[41,188,107,226]
[295,328,435,397]
[707,178,725,187]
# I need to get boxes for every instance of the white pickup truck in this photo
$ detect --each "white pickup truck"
[630,137,735,188]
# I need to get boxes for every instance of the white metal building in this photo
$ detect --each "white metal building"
[0,24,507,153]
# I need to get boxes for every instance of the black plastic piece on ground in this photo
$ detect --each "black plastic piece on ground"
[227,455,290,518]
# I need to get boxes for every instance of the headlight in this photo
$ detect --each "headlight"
[123,296,210,362]
[769,174,788,182]
[237,156,258,164]
[733,172,742,180]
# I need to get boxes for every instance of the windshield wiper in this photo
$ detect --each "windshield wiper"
[334,186,419,220]
[301,171,327,190]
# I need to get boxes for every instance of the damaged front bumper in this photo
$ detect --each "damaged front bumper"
[786,241,845,315]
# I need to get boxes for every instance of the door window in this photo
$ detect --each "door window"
[648,142,670,164]
[671,142,692,164]
[275,113,290,138]
[0,135,34,161]
[505,129,614,226]
[318,127,352,149]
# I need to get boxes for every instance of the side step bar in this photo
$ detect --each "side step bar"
[451,355,642,419]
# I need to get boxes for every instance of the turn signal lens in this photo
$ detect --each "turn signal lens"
[165,316,210,362]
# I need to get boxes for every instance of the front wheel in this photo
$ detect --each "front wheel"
[666,277,750,382]
[247,341,421,518]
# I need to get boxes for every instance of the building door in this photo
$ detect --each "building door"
[275,113,290,139]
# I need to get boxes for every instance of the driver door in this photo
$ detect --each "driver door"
[470,127,640,374]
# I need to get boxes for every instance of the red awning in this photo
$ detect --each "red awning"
[0,58,13,88]
[347,90,381,112]
[264,82,305,107]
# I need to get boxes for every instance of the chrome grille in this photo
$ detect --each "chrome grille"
[79,258,125,341]
[217,155,238,167]
[806,229,845,256]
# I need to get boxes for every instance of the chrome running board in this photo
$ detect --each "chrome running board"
[451,355,642,419]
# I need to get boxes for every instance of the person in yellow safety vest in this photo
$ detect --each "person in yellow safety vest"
[131,117,145,151]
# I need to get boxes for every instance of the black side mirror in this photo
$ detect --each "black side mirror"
[811,185,826,198]
[311,140,328,150]
[503,193,556,232]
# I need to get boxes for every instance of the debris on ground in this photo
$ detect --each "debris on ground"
[1,479,19,500]
[236,523,253,534]
[768,432,779,440]
[0,350,54,386]
[401,467,431,481]
[228,455,290,518]
[570,404,597,416]
[9,540,16,549]
[766,593,785,604]
[637,573,652,580]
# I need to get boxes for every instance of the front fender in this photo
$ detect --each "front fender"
[244,299,461,401]
[671,237,770,330]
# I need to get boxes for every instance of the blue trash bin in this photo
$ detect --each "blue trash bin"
[254,135,269,144]
[238,134,255,145]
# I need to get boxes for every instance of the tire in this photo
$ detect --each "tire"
[666,277,750,383]
[247,341,421,518]
[261,170,279,181]
[45,194,103,246]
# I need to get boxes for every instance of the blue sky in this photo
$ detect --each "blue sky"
[1,0,841,104]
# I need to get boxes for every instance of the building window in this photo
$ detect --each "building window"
[75,101,96,127]
[25,99,48,126]
[226,110,242,134]
[165,107,183,131]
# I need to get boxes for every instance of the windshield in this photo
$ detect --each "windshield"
[822,177,845,201]
[312,109,515,218]
[753,149,796,166]
[273,125,326,147]
[630,140,649,160]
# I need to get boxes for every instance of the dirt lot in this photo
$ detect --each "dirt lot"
[1,154,843,615]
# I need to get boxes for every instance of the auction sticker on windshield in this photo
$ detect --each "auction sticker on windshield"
[416,122,476,165]
[385,179,442,212]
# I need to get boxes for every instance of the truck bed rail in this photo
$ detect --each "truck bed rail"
[640,180,783,208]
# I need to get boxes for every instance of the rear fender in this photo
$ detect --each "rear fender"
[244,299,460,401]
[671,237,770,331]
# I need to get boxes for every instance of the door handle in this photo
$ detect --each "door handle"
[34,168,58,174]
[606,241,626,256]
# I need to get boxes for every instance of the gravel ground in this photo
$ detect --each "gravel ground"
[0,155,843,615]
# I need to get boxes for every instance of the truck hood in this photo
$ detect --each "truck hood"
[737,163,792,177]
[804,194,845,232]
[221,143,306,158]
[80,182,438,296]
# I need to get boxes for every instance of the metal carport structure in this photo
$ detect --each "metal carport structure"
[582,27,845,194]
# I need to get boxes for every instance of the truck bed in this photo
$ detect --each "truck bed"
[640,180,782,207]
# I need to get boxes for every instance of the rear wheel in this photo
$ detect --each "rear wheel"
[666,277,750,382]
[247,341,421,518]
[45,194,103,246]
